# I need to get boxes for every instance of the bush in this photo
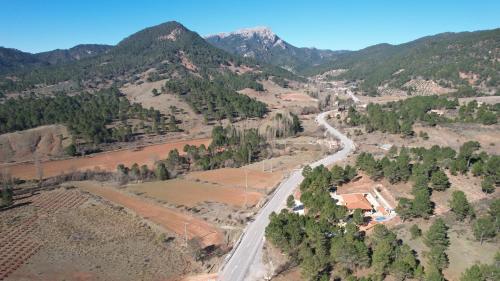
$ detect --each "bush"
[410,224,422,239]
[65,143,77,156]
[430,169,450,191]
[0,185,13,208]
[286,195,295,209]
[155,163,169,181]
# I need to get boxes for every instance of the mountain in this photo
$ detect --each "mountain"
[306,28,500,92]
[0,47,48,73]
[0,21,306,121]
[35,44,112,65]
[205,27,340,73]
[0,44,112,73]
[0,21,300,93]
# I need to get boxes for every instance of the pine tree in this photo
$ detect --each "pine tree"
[425,219,450,270]
[155,163,169,180]
[412,187,433,218]
[473,216,496,244]
[430,169,450,191]
[286,195,295,209]
[425,219,449,249]
[391,244,418,280]
[352,208,364,225]
[449,191,472,221]
[330,165,345,186]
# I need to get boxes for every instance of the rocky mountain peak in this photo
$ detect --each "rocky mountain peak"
[208,26,277,41]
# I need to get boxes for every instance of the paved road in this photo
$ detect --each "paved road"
[219,111,356,281]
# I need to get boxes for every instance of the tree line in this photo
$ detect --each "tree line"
[347,95,458,136]
[347,96,498,137]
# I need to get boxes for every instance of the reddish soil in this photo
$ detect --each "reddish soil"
[127,179,262,207]
[185,168,283,192]
[1,138,211,180]
[78,182,223,247]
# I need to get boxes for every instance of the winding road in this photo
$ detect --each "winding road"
[219,111,356,281]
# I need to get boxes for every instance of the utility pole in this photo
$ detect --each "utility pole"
[184,222,189,247]
[244,169,248,208]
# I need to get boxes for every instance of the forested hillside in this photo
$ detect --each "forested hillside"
[35,44,113,65]
[307,28,500,92]
[0,47,49,73]
[0,22,311,127]
[0,44,112,74]
[0,22,299,93]
[0,88,165,145]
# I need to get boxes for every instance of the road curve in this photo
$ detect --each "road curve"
[219,111,356,281]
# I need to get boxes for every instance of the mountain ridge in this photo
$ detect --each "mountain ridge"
[0,44,112,73]
[305,28,500,93]
[0,21,301,94]
[205,26,340,73]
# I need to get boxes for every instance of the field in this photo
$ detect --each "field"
[415,123,500,155]
[1,138,211,180]
[125,178,263,208]
[280,92,317,102]
[185,168,283,192]
[240,80,318,112]
[1,188,194,281]
[73,181,223,247]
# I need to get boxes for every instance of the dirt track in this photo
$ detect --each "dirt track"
[77,181,223,247]
[1,138,211,180]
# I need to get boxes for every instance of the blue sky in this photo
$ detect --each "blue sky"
[1,0,499,53]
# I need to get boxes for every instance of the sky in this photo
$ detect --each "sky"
[1,0,499,53]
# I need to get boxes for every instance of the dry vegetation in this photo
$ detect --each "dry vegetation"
[71,181,224,248]
[1,188,197,281]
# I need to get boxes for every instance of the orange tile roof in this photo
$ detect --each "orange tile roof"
[341,193,373,210]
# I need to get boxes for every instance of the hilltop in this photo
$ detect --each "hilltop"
[206,26,340,73]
